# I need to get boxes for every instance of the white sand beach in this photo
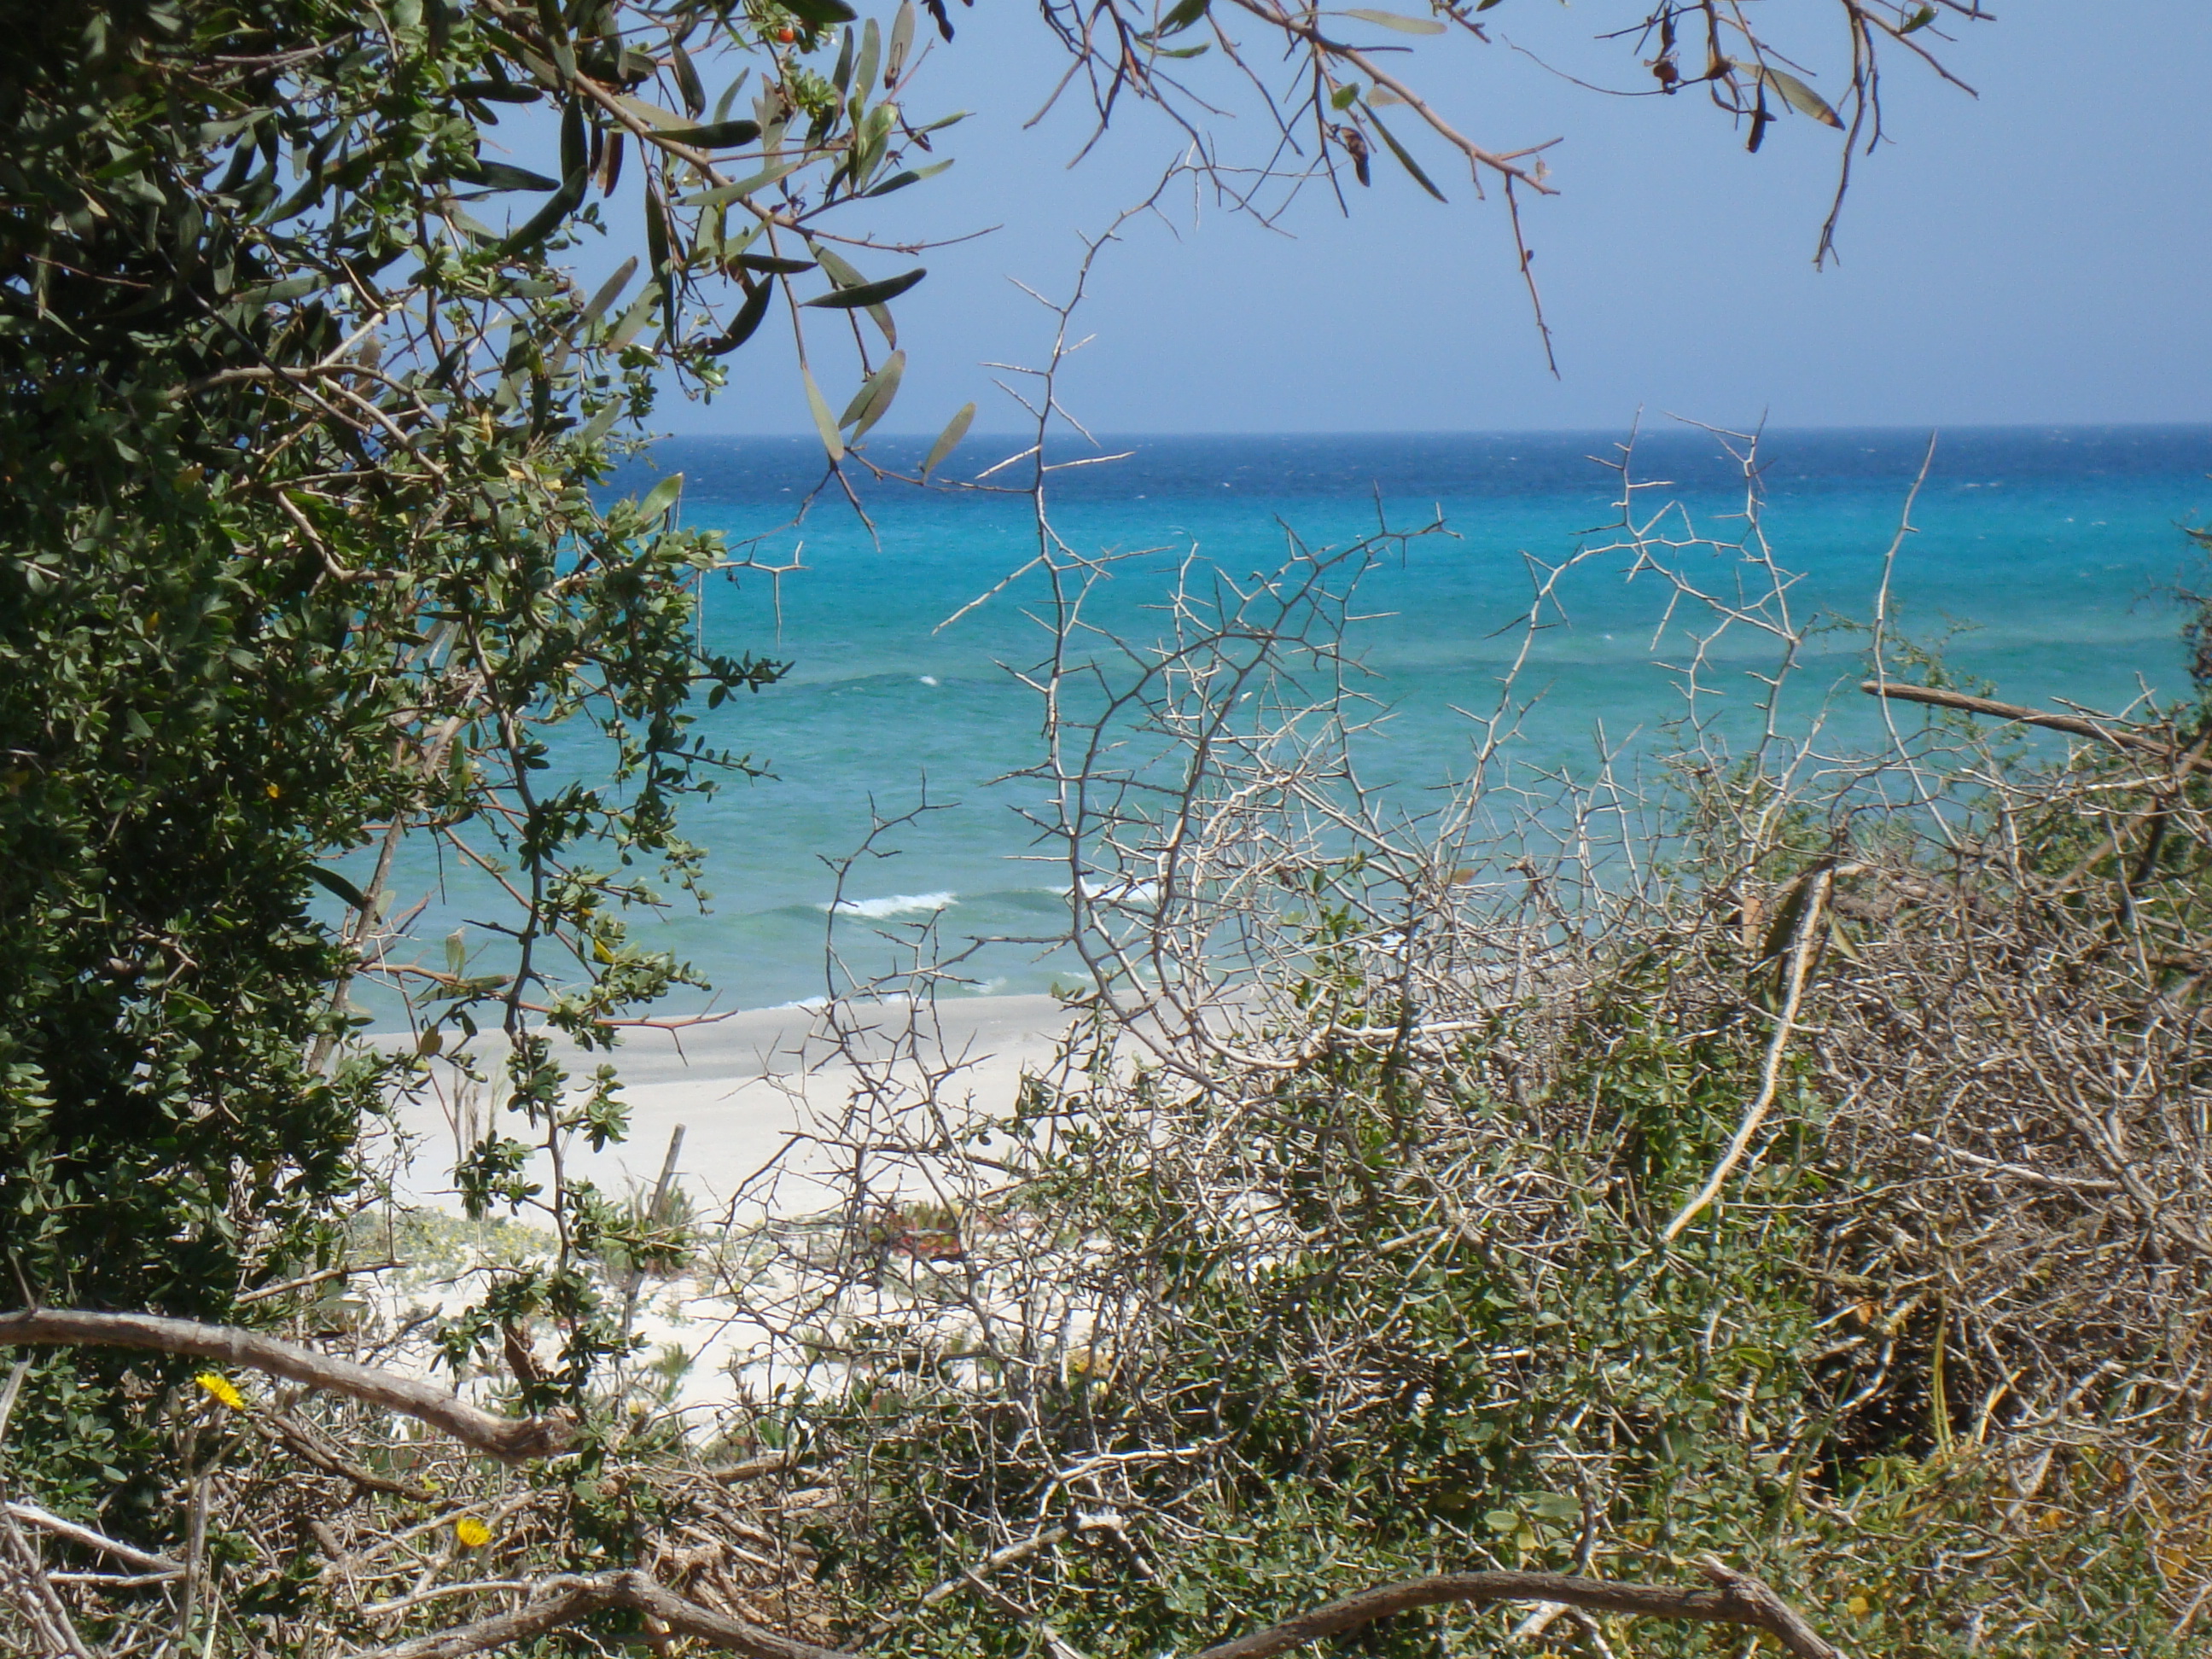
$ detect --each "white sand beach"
[378,994,1077,1220]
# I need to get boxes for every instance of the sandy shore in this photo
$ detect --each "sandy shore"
[378,994,1075,1220]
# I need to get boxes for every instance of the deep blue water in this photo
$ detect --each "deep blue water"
[358,426,2212,1015]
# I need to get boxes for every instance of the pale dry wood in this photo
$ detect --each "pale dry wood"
[352,1569,849,1659]
[0,1310,576,1464]
[3,1503,183,1576]
[1185,1563,1842,1659]
[1662,867,1831,1245]
[1862,680,2212,773]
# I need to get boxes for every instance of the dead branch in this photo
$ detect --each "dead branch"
[1861,679,2209,772]
[3,1504,183,1577]
[1662,866,1831,1244]
[352,1569,849,1659]
[1185,1561,1842,1659]
[0,1310,576,1464]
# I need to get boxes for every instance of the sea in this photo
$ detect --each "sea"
[358,426,2212,1018]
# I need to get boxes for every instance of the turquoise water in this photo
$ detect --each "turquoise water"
[367,427,2212,1014]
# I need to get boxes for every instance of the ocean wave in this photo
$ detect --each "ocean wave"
[1059,876,1159,905]
[820,890,959,920]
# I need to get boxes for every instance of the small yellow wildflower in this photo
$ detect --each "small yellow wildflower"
[1845,1595,1872,1618]
[452,1516,492,1550]
[194,1371,246,1412]
[265,783,282,800]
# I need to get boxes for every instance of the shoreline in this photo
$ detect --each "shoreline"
[375,994,1077,1217]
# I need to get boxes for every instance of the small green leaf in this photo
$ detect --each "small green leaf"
[637,472,684,521]
[839,350,905,438]
[645,187,672,277]
[237,276,324,305]
[812,245,866,287]
[1341,8,1445,32]
[457,160,562,192]
[679,157,804,207]
[803,368,845,463]
[606,282,662,349]
[560,92,587,179]
[306,866,370,910]
[887,0,917,84]
[655,118,762,148]
[784,0,858,21]
[494,165,588,256]
[730,253,816,274]
[1330,82,1360,110]
[863,158,954,197]
[452,79,540,104]
[853,19,882,112]
[1900,4,1936,32]
[712,67,751,125]
[580,256,639,326]
[706,278,775,355]
[1754,64,1842,127]
[671,39,706,116]
[1154,0,1210,35]
[802,267,926,308]
[922,401,975,476]
[1364,108,1447,201]
[615,96,690,130]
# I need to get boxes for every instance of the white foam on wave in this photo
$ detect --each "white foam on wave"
[819,890,959,920]
[1058,876,1159,905]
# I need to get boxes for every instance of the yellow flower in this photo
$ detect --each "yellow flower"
[1845,1594,1872,1618]
[194,1372,246,1412]
[265,783,282,800]
[452,1516,492,1549]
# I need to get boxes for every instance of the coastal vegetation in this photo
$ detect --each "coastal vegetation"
[6,3,2205,1658]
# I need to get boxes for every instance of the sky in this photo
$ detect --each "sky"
[587,2,2212,436]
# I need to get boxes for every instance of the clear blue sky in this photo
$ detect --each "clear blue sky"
[636,2,2212,435]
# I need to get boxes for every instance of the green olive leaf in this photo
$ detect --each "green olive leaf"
[839,350,905,438]
[801,268,926,308]
[679,157,803,207]
[1340,9,1445,33]
[706,277,775,356]
[922,401,975,477]
[306,866,370,911]
[803,367,846,463]
[1753,64,1842,127]
[887,0,917,84]
[655,118,763,148]
[579,256,639,326]
[671,38,706,116]
[636,471,684,521]
[1363,108,1447,202]
[1155,0,1211,35]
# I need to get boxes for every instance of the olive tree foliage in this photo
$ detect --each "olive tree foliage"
[0,0,965,1386]
[0,0,1986,1398]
